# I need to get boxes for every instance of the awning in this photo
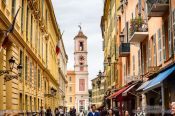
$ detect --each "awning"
[143,65,175,92]
[122,83,137,96]
[107,85,130,99]
[136,80,151,91]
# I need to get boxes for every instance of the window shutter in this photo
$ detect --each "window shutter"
[162,23,166,61]
[168,16,172,57]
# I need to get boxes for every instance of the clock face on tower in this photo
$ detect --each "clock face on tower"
[79,55,85,61]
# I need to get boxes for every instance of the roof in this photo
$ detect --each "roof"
[75,30,87,38]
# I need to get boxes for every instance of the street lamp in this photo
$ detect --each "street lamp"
[0,57,23,82]
[45,87,57,97]
[120,32,125,43]
[9,57,15,71]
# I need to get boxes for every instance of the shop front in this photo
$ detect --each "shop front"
[137,64,175,115]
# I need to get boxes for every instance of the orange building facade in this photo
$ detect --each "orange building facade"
[101,0,175,115]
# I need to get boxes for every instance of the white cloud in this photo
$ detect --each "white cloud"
[52,0,104,89]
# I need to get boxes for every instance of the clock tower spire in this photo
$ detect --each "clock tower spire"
[74,26,89,112]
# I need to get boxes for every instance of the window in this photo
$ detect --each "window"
[168,16,172,57]
[38,69,40,88]
[69,87,72,92]
[34,21,39,50]
[42,39,43,58]
[132,55,135,76]
[69,77,71,82]
[46,9,48,27]
[153,34,157,66]
[34,97,36,111]
[124,64,126,84]
[42,0,44,18]
[30,62,32,83]
[30,96,32,111]
[79,79,85,91]
[158,29,162,64]
[21,0,24,32]
[30,16,33,44]
[148,40,152,67]
[19,50,23,77]
[46,43,48,66]
[44,81,46,92]
[162,23,166,61]
[25,95,28,111]
[26,6,29,40]
[19,93,22,110]
[34,66,37,88]
[70,97,72,102]
[11,0,16,17]
[38,32,40,54]
[79,42,84,51]
[25,56,28,80]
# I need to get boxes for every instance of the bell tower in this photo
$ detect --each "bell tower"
[74,26,88,72]
[74,26,89,112]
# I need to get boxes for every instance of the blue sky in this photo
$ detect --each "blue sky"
[52,0,104,88]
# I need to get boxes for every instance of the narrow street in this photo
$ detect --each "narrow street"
[0,0,175,116]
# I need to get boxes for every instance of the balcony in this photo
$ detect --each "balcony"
[119,43,130,57]
[129,18,148,43]
[147,0,169,17]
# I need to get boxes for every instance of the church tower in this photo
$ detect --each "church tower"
[74,26,89,112]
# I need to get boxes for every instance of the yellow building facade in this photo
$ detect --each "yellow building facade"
[91,76,105,109]
[0,0,61,114]
[66,71,76,111]
[101,0,120,93]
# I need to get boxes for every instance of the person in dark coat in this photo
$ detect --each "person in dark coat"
[46,107,52,116]
[113,107,119,116]
[87,105,100,116]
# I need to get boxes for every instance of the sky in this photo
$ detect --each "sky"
[52,0,104,89]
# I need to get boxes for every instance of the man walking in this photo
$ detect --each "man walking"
[87,105,100,116]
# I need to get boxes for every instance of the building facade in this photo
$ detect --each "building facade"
[58,37,68,108]
[0,0,61,114]
[101,0,175,115]
[66,71,76,111]
[74,29,89,112]
[91,76,105,109]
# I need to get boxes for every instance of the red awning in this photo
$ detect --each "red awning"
[107,85,130,99]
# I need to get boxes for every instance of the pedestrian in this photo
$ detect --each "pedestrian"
[171,102,175,116]
[113,107,119,116]
[39,106,46,116]
[87,104,100,116]
[124,110,130,116]
[46,107,52,116]
[108,109,114,116]
[72,107,76,116]
[79,110,84,116]
[59,107,64,116]
[55,108,59,116]
[134,107,145,116]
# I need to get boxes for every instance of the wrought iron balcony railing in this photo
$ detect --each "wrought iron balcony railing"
[147,0,169,17]
[129,18,148,42]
